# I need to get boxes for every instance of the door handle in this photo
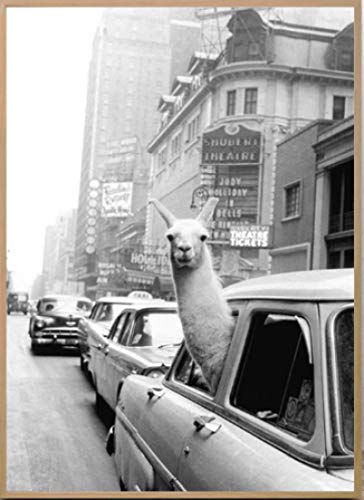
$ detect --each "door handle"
[147,387,164,399]
[103,346,109,355]
[193,415,221,434]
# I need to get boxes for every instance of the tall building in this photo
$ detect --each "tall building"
[146,8,354,284]
[42,209,81,295]
[74,8,202,298]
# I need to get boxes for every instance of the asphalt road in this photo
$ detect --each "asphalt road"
[6,314,120,493]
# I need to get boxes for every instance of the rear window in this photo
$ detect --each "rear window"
[92,302,130,322]
[334,308,353,451]
[231,312,315,442]
[129,311,183,347]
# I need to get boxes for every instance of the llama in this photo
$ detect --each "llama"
[149,197,234,393]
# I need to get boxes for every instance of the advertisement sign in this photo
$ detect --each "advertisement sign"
[101,181,132,218]
[120,245,170,275]
[96,262,124,284]
[202,124,261,165]
[230,224,273,249]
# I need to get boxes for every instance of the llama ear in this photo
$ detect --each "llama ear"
[149,198,176,228]
[196,197,219,226]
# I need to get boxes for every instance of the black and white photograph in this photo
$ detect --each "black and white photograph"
[3,2,358,496]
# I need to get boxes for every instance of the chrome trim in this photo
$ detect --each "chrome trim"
[115,406,185,491]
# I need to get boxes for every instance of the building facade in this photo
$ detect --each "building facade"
[146,8,354,284]
[74,8,201,298]
[270,115,354,272]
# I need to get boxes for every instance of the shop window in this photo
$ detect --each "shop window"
[226,90,236,116]
[333,96,346,120]
[284,181,301,219]
[231,312,315,441]
[244,88,258,114]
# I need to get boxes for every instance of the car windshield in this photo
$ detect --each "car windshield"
[39,298,92,314]
[334,307,353,451]
[93,302,130,322]
[130,311,183,347]
[9,293,28,302]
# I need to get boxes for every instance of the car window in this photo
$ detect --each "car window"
[175,349,211,394]
[38,299,58,314]
[128,311,183,347]
[109,313,130,342]
[334,308,353,451]
[119,314,135,346]
[231,312,314,442]
[92,302,129,322]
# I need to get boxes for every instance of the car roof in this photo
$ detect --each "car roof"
[121,300,177,312]
[223,269,353,302]
[40,294,92,302]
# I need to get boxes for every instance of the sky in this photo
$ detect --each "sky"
[6,6,355,293]
[7,8,103,291]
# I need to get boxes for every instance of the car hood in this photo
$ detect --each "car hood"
[42,308,86,319]
[130,344,179,366]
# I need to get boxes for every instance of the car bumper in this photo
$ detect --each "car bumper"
[32,328,80,347]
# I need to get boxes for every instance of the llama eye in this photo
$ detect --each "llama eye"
[166,234,174,242]
[200,234,207,242]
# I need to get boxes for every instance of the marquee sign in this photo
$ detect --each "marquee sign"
[202,124,261,165]
[230,224,273,249]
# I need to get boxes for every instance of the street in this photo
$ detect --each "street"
[6,314,119,492]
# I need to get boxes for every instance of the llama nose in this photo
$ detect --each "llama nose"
[178,243,192,253]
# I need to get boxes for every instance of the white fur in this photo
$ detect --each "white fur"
[150,198,234,392]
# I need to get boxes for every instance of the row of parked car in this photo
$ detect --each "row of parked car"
[27,269,355,493]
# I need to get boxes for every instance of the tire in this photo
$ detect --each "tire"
[31,343,41,355]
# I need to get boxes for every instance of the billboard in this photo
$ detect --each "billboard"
[101,181,132,218]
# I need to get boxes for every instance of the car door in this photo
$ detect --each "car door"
[176,300,338,491]
[100,311,135,409]
[118,347,215,491]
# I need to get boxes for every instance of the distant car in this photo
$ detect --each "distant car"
[28,294,93,354]
[89,301,183,415]
[7,291,29,315]
[107,269,354,492]
[78,296,144,374]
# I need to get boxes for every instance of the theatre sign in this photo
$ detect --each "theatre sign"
[202,124,261,165]
[230,224,273,249]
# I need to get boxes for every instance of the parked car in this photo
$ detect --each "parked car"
[28,294,93,354]
[89,301,183,415]
[78,295,149,373]
[106,269,354,492]
[7,291,29,315]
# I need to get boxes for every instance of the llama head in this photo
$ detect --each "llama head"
[149,197,219,269]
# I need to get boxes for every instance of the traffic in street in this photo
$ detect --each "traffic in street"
[6,314,119,492]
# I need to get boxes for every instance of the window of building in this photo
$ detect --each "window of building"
[333,96,346,120]
[157,146,168,170]
[340,51,353,71]
[284,181,301,219]
[231,312,314,441]
[171,131,182,159]
[244,88,258,114]
[329,162,353,233]
[248,42,260,60]
[226,90,236,116]
[186,114,200,144]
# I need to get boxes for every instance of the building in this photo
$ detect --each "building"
[270,115,353,272]
[74,8,201,299]
[42,210,82,295]
[146,8,354,284]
